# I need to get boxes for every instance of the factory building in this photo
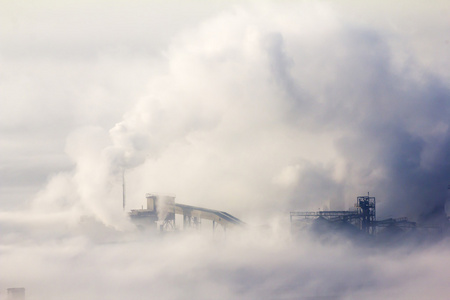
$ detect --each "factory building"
[129,194,245,231]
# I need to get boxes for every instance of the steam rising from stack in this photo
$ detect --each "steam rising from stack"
[29,1,450,227]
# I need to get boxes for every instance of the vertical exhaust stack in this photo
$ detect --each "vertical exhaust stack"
[122,169,126,211]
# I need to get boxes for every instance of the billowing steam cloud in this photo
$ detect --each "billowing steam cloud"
[44,1,449,224]
[1,1,450,299]
[5,1,447,227]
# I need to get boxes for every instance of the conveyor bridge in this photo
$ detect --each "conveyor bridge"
[129,194,245,231]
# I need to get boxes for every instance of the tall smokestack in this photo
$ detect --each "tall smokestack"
[122,169,126,211]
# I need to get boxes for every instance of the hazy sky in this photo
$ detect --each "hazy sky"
[1,1,450,299]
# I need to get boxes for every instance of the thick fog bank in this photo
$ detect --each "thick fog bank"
[1,220,450,300]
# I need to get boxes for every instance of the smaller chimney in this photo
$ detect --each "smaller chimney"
[122,169,126,211]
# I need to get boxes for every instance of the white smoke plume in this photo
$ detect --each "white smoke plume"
[105,2,450,223]
[2,1,449,225]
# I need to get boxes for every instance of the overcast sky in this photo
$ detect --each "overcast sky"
[1,1,450,299]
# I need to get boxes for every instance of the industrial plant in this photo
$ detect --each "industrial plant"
[290,194,419,237]
[128,192,448,240]
[129,193,245,232]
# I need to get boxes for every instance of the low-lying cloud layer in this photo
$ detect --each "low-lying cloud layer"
[1,1,450,299]
[1,222,450,300]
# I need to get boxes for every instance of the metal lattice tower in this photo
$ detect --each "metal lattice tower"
[356,195,376,234]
